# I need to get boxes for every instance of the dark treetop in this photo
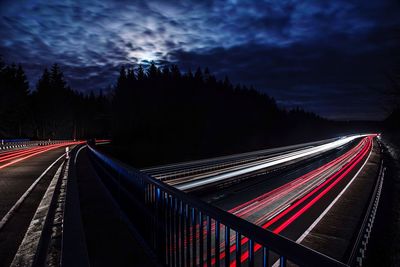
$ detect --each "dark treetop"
[1,61,387,166]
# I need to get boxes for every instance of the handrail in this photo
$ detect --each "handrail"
[88,145,347,267]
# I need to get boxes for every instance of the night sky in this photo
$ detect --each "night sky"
[1,0,399,120]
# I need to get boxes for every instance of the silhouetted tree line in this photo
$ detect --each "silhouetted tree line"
[110,63,346,166]
[0,58,381,166]
[0,58,110,139]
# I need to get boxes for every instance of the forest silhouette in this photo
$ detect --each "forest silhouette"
[0,59,386,166]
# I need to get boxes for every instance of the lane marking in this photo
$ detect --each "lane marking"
[0,142,83,170]
[229,140,364,216]
[213,139,366,261]
[268,138,371,233]
[0,145,58,162]
[212,138,369,265]
[0,144,69,170]
[0,153,65,231]
[11,161,65,267]
[143,137,339,173]
[296,139,373,243]
[227,137,371,265]
[270,139,373,267]
[266,204,291,221]
[177,135,368,190]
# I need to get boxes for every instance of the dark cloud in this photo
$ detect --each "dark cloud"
[0,0,399,120]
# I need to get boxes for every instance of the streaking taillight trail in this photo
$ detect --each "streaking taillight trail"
[182,135,374,266]
[0,141,84,170]
[230,136,373,266]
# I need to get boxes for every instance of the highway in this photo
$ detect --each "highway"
[143,134,380,265]
[0,141,80,267]
[143,135,367,191]
[0,135,381,267]
[142,137,339,178]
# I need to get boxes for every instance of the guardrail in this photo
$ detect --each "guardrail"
[347,157,386,267]
[0,139,73,150]
[87,145,346,267]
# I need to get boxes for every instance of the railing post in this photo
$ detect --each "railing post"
[236,232,241,267]
[175,198,180,266]
[186,205,190,267]
[215,221,220,267]
[180,201,185,266]
[192,208,197,267]
[155,187,161,256]
[166,194,170,266]
[207,216,212,266]
[170,196,175,267]
[262,246,269,267]
[199,212,204,267]
[159,189,166,264]
[248,239,254,267]
[280,255,287,267]
[225,226,230,267]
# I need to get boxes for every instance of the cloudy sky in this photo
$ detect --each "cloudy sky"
[1,0,399,120]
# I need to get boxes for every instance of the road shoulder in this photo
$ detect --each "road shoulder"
[299,139,381,262]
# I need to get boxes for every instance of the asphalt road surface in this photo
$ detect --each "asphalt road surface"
[0,143,77,267]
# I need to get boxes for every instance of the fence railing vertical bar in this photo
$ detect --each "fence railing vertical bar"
[225,226,230,267]
[215,221,220,267]
[191,208,197,267]
[175,197,180,266]
[170,196,175,267]
[236,232,241,267]
[155,187,161,259]
[280,255,287,267]
[87,146,349,267]
[165,193,170,266]
[248,239,254,267]
[180,201,185,266]
[160,189,167,264]
[262,246,269,267]
[199,211,204,267]
[152,184,156,249]
[186,204,191,267]
[207,216,212,266]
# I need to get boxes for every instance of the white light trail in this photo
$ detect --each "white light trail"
[176,134,369,191]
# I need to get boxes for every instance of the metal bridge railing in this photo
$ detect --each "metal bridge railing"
[88,145,347,267]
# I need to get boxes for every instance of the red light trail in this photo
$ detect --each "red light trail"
[0,141,84,170]
[190,136,374,266]
[229,136,372,266]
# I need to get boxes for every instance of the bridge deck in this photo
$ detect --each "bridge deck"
[75,147,156,267]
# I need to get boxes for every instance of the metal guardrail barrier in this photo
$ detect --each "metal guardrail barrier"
[0,139,72,150]
[87,145,347,267]
[347,157,386,267]
[0,138,30,143]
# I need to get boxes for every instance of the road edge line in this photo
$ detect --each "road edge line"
[10,161,65,267]
[0,153,65,231]
[295,140,373,244]
[270,139,373,267]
